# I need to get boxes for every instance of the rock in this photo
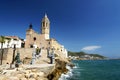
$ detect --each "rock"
[20,78,27,80]
[29,73,36,78]
[24,70,31,74]
[36,72,44,77]
[31,69,37,72]
[8,77,19,80]
[0,75,8,80]
[47,59,68,80]
[68,63,75,68]
[16,68,23,71]
[28,78,36,80]
[16,74,24,79]
[36,77,48,80]
[25,73,30,79]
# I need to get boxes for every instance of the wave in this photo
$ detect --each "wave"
[58,65,72,80]
[58,65,75,80]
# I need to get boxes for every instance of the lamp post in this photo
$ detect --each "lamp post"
[12,44,16,64]
[0,42,4,65]
[0,36,5,65]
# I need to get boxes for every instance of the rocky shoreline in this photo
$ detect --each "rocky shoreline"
[0,64,54,80]
[0,59,73,80]
[47,59,75,80]
[47,59,68,80]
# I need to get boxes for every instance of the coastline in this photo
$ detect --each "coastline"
[47,59,74,80]
[0,64,54,80]
[0,58,73,80]
[47,59,69,80]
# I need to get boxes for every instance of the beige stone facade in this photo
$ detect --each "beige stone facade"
[25,14,68,57]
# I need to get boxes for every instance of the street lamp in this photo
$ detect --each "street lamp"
[0,36,5,65]
[12,44,16,64]
[0,42,4,65]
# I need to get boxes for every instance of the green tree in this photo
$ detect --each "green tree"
[0,36,5,65]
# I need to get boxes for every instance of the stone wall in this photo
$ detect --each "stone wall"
[25,29,48,48]
[0,48,34,64]
[0,47,68,64]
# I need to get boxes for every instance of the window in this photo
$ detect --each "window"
[33,37,36,41]
[43,22,45,27]
[48,42,50,44]
[30,45,33,48]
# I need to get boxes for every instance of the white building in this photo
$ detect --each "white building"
[61,45,68,58]
[0,36,24,49]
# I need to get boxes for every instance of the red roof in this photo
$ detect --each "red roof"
[5,36,19,40]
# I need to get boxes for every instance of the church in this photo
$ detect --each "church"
[25,14,68,58]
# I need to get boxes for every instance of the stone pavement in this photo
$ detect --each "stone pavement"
[23,64,55,68]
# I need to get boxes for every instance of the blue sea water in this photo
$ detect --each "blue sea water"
[61,60,120,80]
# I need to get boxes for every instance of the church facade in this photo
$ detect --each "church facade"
[25,14,68,57]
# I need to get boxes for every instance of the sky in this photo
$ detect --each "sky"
[0,0,120,58]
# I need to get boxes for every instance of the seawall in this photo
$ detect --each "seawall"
[0,48,34,64]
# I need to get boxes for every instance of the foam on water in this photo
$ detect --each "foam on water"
[73,65,77,69]
[58,65,74,80]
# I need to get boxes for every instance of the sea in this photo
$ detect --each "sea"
[59,60,120,80]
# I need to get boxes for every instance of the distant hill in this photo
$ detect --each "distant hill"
[68,51,106,59]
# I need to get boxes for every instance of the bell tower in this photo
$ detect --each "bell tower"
[41,14,50,39]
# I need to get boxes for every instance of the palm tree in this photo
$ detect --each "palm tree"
[0,36,5,65]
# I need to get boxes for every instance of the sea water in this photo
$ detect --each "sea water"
[59,60,120,80]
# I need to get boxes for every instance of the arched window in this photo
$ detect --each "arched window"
[48,42,50,44]
[33,37,36,41]
[30,45,33,48]
[43,22,45,27]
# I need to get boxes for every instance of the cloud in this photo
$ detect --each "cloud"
[81,46,101,51]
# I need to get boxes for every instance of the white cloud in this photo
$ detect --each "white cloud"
[81,46,101,51]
